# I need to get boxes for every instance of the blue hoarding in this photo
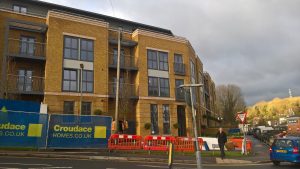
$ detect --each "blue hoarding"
[47,114,112,149]
[0,99,40,113]
[0,111,48,148]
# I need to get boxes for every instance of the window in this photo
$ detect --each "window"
[20,36,35,55]
[174,54,183,63]
[148,77,159,96]
[159,52,168,71]
[81,102,92,115]
[82,70,93,92]
[148,77,170,97]
[147,50,158,69]
[63,101,74,114]
[64,36,94,61]
[13,5,27,13]
[113,49,125,66]
[64,36,78,60]
[163,105,170,135]
[175,79,185,100]
[147,49,168,71]
[160,78,170,97]
[150,104,159,135]
[190,60,196,82]
[17,70,32,92]
[63,69,77,91]
[80,39,94,61]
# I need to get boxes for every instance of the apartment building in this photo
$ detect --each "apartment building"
[0,0,218,136]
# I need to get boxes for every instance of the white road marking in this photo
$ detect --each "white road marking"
[29,167,73,169]
[0,162,51,166]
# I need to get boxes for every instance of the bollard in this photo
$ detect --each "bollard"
[168,142,174,169]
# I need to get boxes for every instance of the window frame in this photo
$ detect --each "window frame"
[63,36,94,62]
[81,70,94,93]
[81,102,92,115]
[150,104,159,135]
[63,101,74,114]
[12,4,27,14]
[147,49,168,71]
[148,76,170,97]
[62,69,78,92]
[162,104,171,135]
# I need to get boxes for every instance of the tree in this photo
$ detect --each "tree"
[216,84,246,127]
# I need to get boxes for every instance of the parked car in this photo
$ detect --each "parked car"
[270,137,300,165]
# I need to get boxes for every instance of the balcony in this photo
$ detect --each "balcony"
[109,53,138,70]
[175,88,185,102]
[6,74,44,95]
[174,63,185,75]
[7,38,46,61]
[108,82,138,99]
[108,31,138,47]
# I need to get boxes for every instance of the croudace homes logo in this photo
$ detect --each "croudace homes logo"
[0,122,43,137]
[51,124,107,139]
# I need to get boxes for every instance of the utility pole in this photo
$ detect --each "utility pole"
[114,27,122,134]
[179,84,203,169]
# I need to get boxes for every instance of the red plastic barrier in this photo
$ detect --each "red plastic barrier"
[229,138,252,152]
[108,134,143,150]
[175,137,204,152]
[143,135,176,151]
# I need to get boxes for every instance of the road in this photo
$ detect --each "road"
[0,157,299,169]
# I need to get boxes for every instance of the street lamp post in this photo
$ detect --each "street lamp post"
[179,84,203,169]
[79,63,84,116]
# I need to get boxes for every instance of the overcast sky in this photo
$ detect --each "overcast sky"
[42,0,300,105]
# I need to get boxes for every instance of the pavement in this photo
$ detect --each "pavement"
[0,136,271,165]
[1,156,299,169]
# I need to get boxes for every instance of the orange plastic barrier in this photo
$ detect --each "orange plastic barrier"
[229,138,252,152]
[143,135,176,151]
[175,137,204,152]
[108,134,143,150]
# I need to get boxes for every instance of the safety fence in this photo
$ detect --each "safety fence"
[108,134,204,152]
[0,111,112,149]
[229,138,252,152]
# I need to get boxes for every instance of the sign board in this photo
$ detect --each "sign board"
[47,114,112,149]
[236,112,247,124]
[0,111,48,148]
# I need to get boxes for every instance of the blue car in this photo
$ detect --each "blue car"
[270,137,300,165]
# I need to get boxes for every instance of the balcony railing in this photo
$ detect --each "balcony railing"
[174,63,185,75]
[108,82,138,98]
[7,38,46,60]
[175,88,185,101]
[6,74,44,94]
[108,31,138,47]
[109,53,138,70]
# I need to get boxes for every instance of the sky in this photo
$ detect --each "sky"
[41,0,300,105]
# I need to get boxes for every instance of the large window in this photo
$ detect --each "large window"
[147,49,168,71]
[147,50,158,69]
[148,77,169,97]
[148,77,159,96]
[113,49,125,66]
[80,39,94,61]
[150,104,159,135]
[160,78,170,97]
[175,79,185,100]
[159,52,168,71]
[63,101,74,114]
[63,69,77,92]
[20,36,35,55]
[64,36,94,61]
[163,105,170,135]
[82,70,93,92]
[13,5,27,13]
[81,102,91,115]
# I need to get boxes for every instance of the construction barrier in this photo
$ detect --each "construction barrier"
[175,137,204,152]
[229,138,252,152]
[108,134,143,150]
[143,135,176,151]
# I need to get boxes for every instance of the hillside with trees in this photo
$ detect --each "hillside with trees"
[247,97,300,125]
